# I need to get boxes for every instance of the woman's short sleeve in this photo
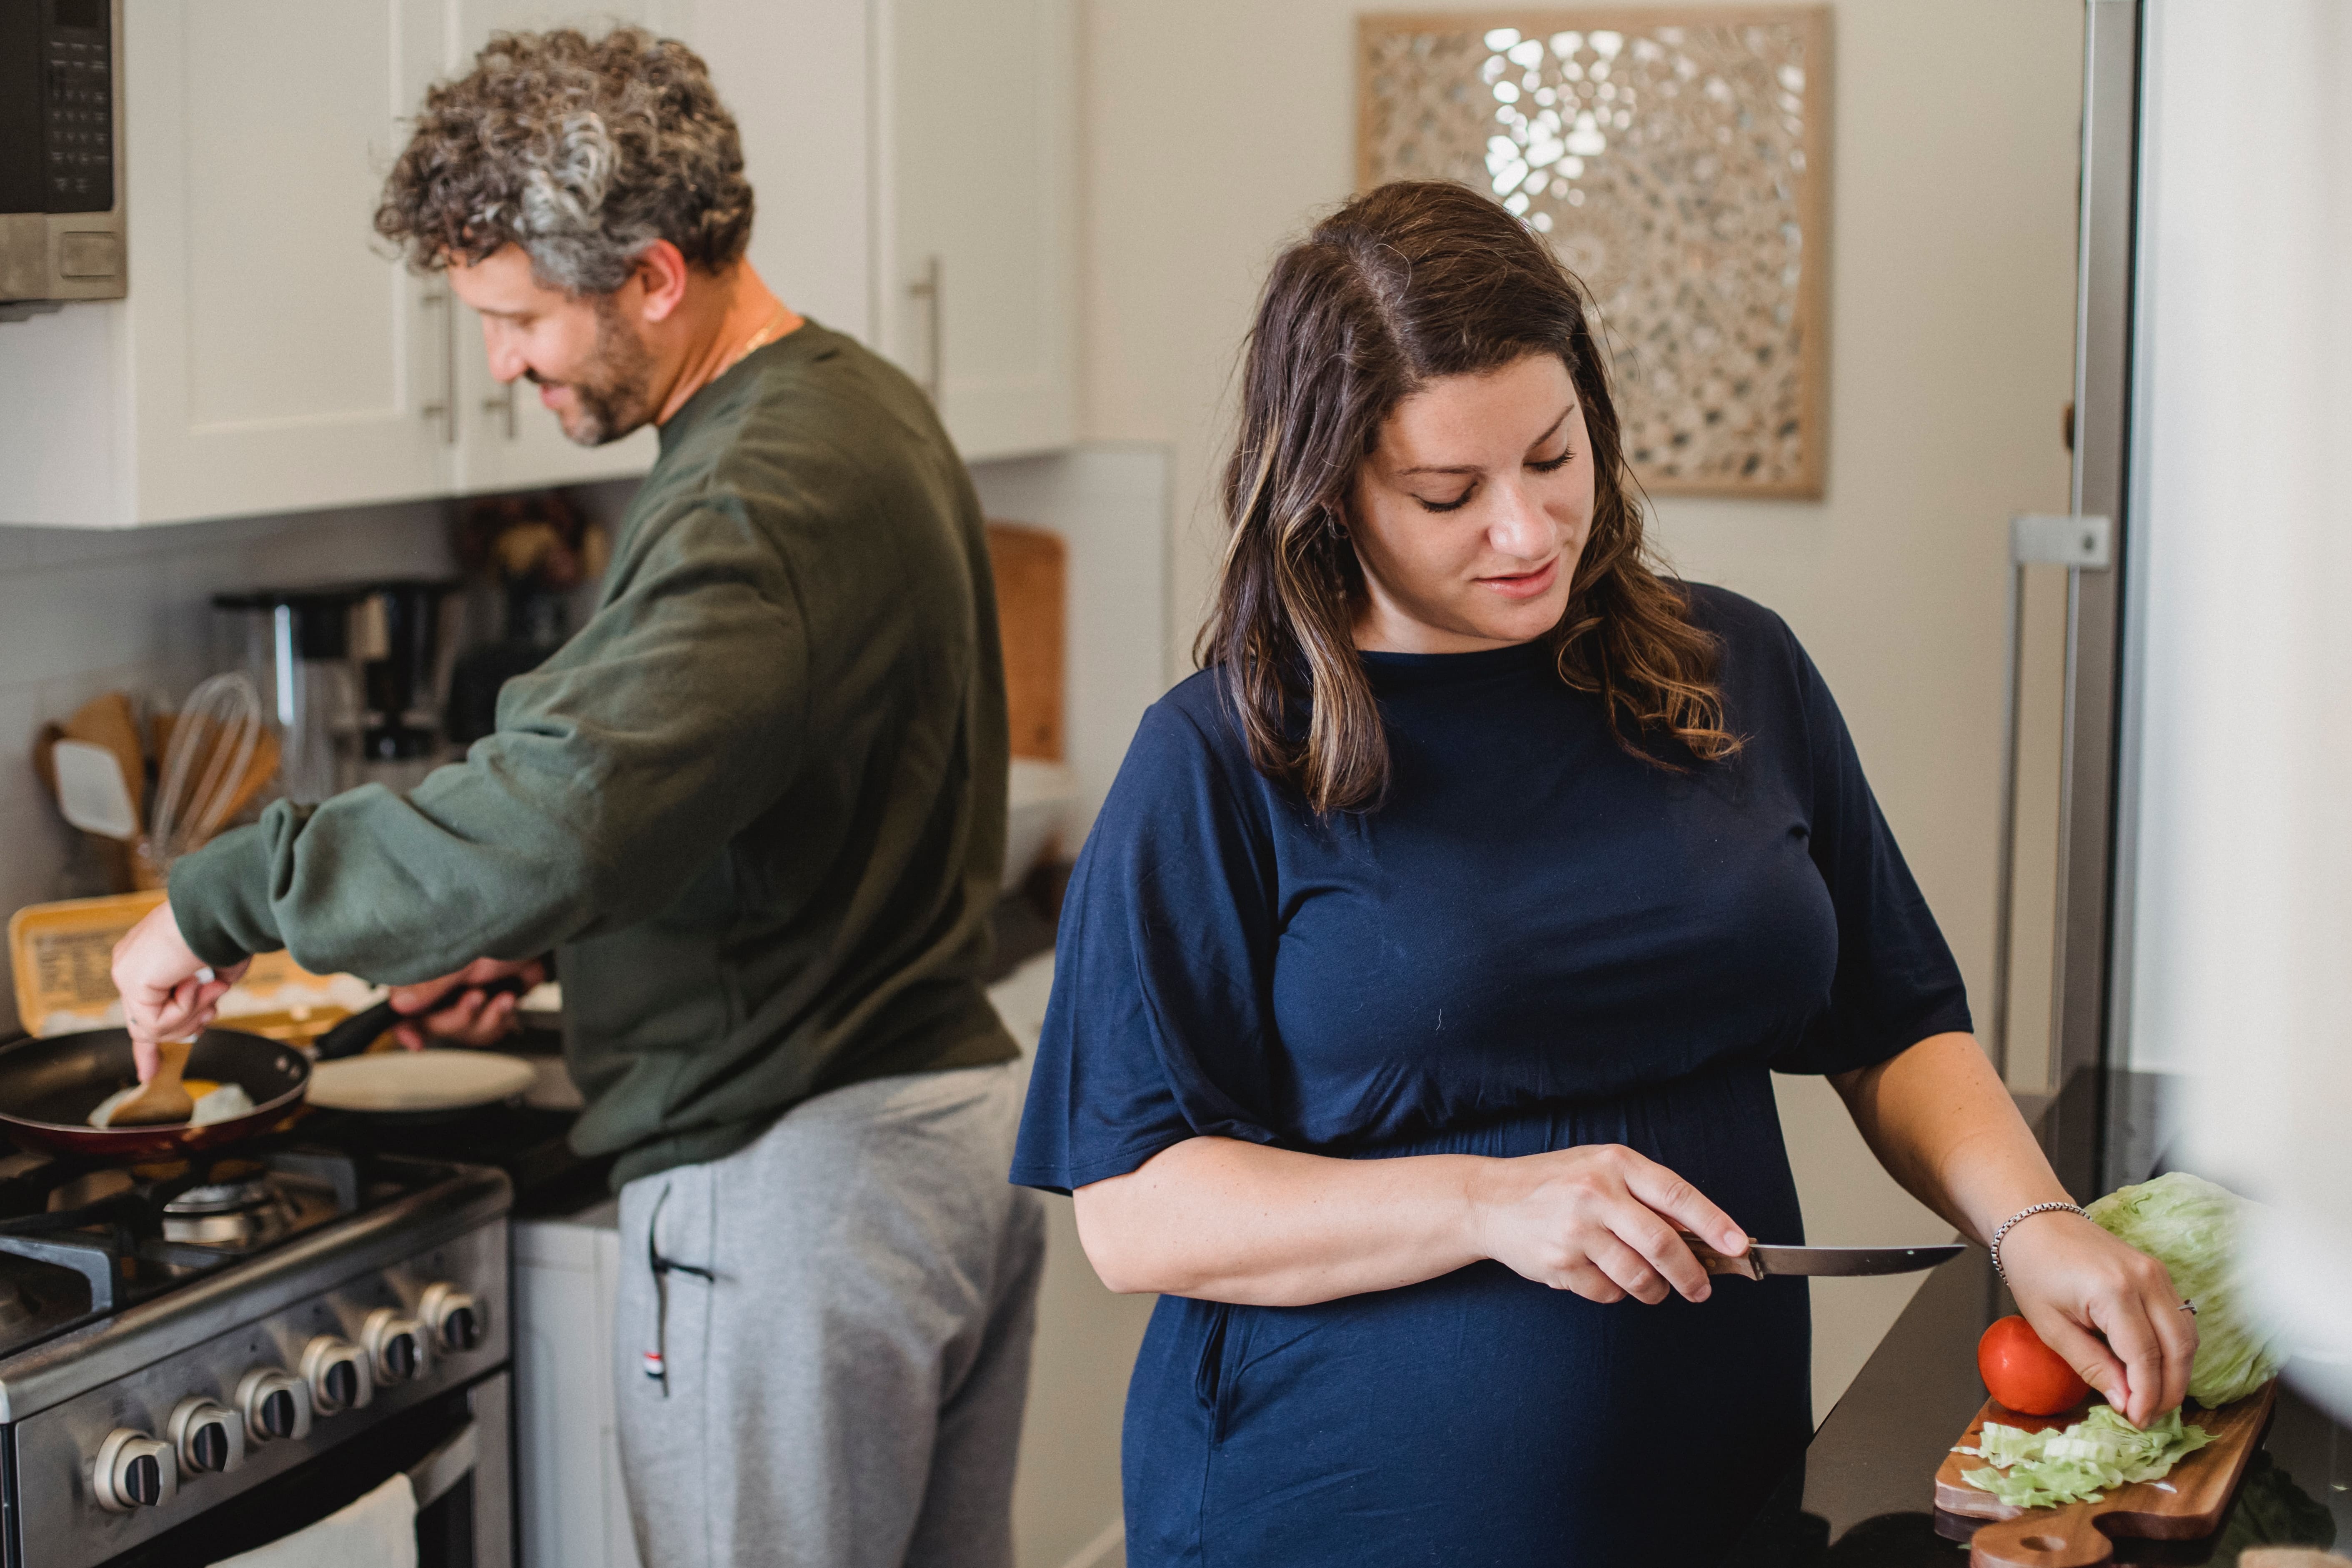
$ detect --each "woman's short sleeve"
[1010,694,1286,1194]
[1770,629,1975,1076]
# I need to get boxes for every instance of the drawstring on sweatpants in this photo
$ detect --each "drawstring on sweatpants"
[644,1184,716,1397]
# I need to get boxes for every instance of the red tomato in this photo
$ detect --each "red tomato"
[1978,1315,2092,1415]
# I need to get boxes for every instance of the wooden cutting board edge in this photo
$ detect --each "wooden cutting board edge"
[1934,1380,2278,1565]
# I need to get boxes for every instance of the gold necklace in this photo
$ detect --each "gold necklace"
[721,307,794,376]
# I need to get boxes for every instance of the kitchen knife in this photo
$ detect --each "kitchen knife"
[1678,1233,1964,1282]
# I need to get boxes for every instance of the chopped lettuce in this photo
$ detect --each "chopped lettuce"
[2086,1171,2284,1405]
[1956,1405,2213,1509]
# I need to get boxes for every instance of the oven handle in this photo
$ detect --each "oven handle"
[407,1418,478,1510]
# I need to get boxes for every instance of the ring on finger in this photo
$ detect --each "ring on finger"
[2179,1298,2197,1315]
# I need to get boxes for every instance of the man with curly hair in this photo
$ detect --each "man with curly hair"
[110,27,1042,1568]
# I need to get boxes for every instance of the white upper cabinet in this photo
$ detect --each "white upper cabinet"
[682,0,875,344]
[0,0,451,528]
[139,0,453,523]
[0,0,1075,528]
[876,0,1077,460]
[689,0,1078,460]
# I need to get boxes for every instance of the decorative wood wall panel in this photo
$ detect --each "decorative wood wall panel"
[1360,8,1831,497]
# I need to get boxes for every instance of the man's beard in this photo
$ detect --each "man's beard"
[534,295,657,447]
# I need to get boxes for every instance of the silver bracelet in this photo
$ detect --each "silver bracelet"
[1989,1201,2088,1287]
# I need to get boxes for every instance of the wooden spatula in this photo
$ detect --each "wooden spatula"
[106,1037,196,1126]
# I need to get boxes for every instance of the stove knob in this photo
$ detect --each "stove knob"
[168,1397,245,1476]
[235,1368,313,1444]
[93,1428,178,1512]
[362,1307,431,1385]
[300,1336,373,1416]
[419,1282,486,1354]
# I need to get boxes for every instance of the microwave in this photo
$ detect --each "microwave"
[0,0,124,310]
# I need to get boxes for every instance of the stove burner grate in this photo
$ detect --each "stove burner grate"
[161,1175,301,1249]
[0,1145,370,1321]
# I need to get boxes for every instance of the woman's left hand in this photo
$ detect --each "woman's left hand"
[1996,1208,2199,1427]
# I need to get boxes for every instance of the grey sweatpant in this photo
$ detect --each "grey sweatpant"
[613,1062,1045,1568]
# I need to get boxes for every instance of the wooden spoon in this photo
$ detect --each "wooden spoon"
[106,1037,195,1126]
[32,721,65,800]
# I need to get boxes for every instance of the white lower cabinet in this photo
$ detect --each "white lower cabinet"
[0,0,1072,528]
[513,1200,645,1568]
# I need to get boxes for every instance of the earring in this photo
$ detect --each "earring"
[1327,511,1351,542]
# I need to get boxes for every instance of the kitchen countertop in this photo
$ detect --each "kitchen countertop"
[1724,1097,2350,1565]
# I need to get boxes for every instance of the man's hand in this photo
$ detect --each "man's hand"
[388,957,547,1050]
[110,901,250,1080]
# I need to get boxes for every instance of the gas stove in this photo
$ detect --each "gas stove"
[0,1139,511,1568]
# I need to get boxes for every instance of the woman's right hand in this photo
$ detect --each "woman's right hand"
[1469,1144,1747,1305]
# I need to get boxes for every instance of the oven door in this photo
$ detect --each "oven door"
[93,1370,510,1568]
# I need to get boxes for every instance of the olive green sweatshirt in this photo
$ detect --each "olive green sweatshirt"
[171,321,1017,1186]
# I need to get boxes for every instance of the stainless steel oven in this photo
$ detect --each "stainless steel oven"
[0,0,126,308]
[0,1149,513,1568]
[89,1371,511,1568]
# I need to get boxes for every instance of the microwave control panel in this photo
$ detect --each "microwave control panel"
[42,4,115,214]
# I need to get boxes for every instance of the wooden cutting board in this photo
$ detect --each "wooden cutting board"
[985,521,1065,762]
[1936,1380,2278,1566]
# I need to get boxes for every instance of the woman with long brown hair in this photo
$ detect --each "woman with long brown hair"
[1012,182,2193,1562]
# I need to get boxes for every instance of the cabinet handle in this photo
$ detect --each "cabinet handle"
[907,255,942,402]
[420,289,457,445]
[482,381,517,440]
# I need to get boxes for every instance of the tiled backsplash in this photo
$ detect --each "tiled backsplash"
[0,500,472,1035]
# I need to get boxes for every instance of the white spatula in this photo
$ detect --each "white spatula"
[51,738,141,840]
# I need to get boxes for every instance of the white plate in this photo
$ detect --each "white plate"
[307,1050,538,1113]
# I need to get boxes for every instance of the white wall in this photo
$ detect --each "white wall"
[2122,0,2352,1419]
[1075,0,2084,1417]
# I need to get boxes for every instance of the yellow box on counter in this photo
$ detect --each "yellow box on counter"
[7,892,378,1043]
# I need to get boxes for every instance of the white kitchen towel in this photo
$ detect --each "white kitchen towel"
[208,1472,417,1568]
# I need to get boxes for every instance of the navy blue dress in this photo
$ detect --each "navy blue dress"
[1011,586,1970,1566]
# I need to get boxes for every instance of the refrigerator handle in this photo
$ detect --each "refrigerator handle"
[1991,514,2112,1086]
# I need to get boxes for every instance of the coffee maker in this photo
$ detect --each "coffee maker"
[213,579,459,802]
[351,578,462,791]
[212,586,365,804]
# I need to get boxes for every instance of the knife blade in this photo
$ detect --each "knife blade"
[1678,1233,1964,1282]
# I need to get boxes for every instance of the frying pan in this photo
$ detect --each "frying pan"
[0,1027,309,1160]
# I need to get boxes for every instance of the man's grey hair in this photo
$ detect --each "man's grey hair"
[375,27,753,293]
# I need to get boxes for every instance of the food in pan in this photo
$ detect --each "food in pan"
[86,1080,257,1129]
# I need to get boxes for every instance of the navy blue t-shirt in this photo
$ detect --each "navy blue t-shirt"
[1012,584,1970,1565]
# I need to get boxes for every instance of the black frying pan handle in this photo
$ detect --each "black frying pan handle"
[313,975,534,1062]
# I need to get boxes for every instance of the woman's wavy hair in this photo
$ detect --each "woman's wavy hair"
[374,26,752,294]
[1198,180,1738,814]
